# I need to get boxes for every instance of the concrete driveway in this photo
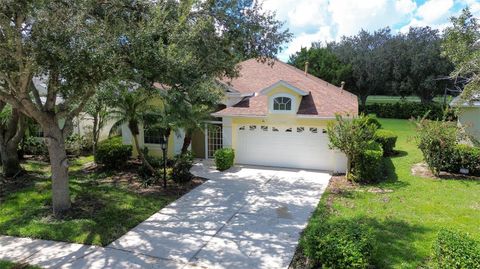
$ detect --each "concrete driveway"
[107,161,331,269]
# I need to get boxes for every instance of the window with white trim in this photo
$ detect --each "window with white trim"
[273,97,292,111]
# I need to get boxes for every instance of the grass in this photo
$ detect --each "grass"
[0,260,40,269]
[366,95,452,105]
[307,119,480,268]
[0,156,177,246]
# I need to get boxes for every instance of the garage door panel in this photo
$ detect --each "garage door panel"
[235,125,335,171]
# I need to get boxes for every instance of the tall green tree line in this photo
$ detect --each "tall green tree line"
[289,27,454,105]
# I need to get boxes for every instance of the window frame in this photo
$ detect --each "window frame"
[270,93,296,114]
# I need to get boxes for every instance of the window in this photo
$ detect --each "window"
[285,128,292,133]
[272,127,279,132]
[239,126,245,131]
[309,127,318,134]
[249,125,256,131]
[273,97,292,111]
[144,126,164,144]
[261,126,268,131]
[297,127,304,133]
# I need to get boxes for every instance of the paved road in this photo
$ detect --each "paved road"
[0,161,331,269]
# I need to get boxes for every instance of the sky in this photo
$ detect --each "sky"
[262,0,480,61]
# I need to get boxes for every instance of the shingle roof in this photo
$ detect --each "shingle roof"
[214,59,358,118]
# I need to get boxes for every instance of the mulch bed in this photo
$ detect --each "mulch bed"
[411,162,480,180]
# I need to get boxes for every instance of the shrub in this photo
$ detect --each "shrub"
[416,120,457,176]
[301,217,374,268]
[350,142,384,183]
[444,144,480,176]
[65,134,90,156]
[432,229,480,269]
[214,148,235,171]
[94,136,132,168]
[361,102,455,120]
[375,129,398,156]
[364,115,382,129]
[171,151,194,185]
[21,136,48,156]
[327,115,378,179]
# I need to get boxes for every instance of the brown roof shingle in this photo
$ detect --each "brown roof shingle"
[214,59,358,117]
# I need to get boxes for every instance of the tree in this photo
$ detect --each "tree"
[329,28,393,106]
[109,85,164,176]
[405,27,453,103]
[327,115,378,177]
[84,83,116,156]
[119,0,291,152]
[288,44,352,86]
[0,1,136,215]
[0,102,26,177]
[442,8,480,100]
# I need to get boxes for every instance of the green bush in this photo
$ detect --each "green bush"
[364,115,382,129]
[65,134,91,156]
[214,148,235,171]
[21,136,48,156]
[94,137,132,168]
[350,142,384,183]
[301,217,374,268]
[361,102,455,120]
[432,229,480,269]
[444,144,480,176]
[416,120,457,176]
[171,151,194,185]
[375,129,398,156]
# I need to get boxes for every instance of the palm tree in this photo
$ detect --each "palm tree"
[109,85,164,176]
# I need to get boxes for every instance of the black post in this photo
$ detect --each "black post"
[162,147,167,189]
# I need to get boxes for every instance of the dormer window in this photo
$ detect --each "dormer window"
[273,97,292,111]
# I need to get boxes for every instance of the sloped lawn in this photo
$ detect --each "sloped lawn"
[297,119,480,268]
[0,156,179,246]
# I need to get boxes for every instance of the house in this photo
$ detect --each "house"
[122,59,358,173]
[451,94,480,143]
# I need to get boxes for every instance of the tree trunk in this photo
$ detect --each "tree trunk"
[181,130,192,154]
[131,130,157,176]
[92,113,99,156]
[359,95,368,107]
[44,126,71,216]
[0,142,21,177]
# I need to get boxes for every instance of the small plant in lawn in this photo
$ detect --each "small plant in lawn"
[171,151,194,185]
[214,148,235,171]
[94,136,132,169]
[375,129,398,156]
[432,229,480,269]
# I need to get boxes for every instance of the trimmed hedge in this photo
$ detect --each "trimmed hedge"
[301,216,374,268]
[444,144,480,176]
[361,102,454,120]
[375,129,398,156]
[432,229,480,269]
[94,137,132,168]
[350,142,384,183]
[214,148,235,171]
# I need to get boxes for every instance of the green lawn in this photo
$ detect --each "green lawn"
[0,260,40,269]
[312,119,480,268]
[365,95,452,105]
[0,156,176,246]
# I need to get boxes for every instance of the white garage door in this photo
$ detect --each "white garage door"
[235,125,335,171]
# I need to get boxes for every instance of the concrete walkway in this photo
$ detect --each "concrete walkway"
[0,161,331,269]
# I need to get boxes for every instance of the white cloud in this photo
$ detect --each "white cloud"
[262,0,474,61]
[416,0,454,23]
